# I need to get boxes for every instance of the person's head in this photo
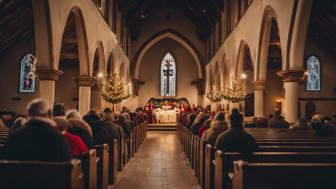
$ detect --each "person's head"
[53,103,66,117]
[268,114,274,119]
[83,110,101,124]
[274,108,281,116]
[104,108,112,114]
[202,119,212,129]
[311,113,323,122]
[230,108,244,128]
[65,109,81,120]
[26,98,51,118]
[213,112,225,122]
[54,117,70,132]
[10,117,27,131]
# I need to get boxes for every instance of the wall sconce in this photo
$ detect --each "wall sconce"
[97,72,104,78]
[241,73,247,79]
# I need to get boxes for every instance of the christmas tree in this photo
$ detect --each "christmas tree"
[101,73,130,110]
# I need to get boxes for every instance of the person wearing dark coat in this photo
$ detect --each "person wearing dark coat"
[187,113,197,130]
[215,109,258,153]
[4,98,71,161]
[311,114,336,136]
[268,108,289,128]
[119,115,132,137]
[190,114,210,135]
[83,111,117,149]
[53,103,66,117]
[68,119,95,149]
[4,117,72,161]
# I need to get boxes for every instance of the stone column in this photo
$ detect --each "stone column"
[74,76,95,116]
[277,70,304,124]
[36,69,62,106]
[252,80,266,118]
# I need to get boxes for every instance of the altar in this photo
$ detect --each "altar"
[153,107,179,123]
[144,98,190,124]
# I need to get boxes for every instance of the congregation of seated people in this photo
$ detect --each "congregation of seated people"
[0,98,148,189]
[178,106,336,189]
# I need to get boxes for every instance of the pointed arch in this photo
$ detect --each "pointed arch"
[132,29,204,79]
[92,41,106,77]
[58,6,90,76]
[256,6,281,81]
[235,40,253,78]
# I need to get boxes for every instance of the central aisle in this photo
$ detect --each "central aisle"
[111,131,200,189]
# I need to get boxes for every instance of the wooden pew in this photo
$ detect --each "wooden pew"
[205,144,216,189]
[232,161,336,189]
[215,151,336,189]
[80,149,97,189]
[108,139,118,185]
[0,159,84,189]
[95,144,109,189]
[257,145,336,152]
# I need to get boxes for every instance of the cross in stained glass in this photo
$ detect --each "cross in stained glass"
[163,59,174,94]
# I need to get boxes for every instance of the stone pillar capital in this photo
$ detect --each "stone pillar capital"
[36,68,63,81]
[74,76,96,87]
[252,80,266,90]
[277,69,304,82]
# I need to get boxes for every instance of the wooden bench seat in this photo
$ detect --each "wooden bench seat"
[0,159,84,189]
[80,149,97,189]
[214,151,336,189]
[95,144,109,189]
[232,161,336,189]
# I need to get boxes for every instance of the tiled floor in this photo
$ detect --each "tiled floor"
[110,131,201,189]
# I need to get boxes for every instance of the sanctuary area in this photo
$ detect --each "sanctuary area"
[1,0,336,189]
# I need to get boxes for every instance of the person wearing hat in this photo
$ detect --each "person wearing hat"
[215,109,258,153]
[203,112,228,146]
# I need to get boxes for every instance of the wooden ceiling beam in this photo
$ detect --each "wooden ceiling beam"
[61,52,79,60]
[63,38,77,44]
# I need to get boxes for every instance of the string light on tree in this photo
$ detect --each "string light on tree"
[101,73,130,111]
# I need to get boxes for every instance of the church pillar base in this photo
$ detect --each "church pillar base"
[278,70,304,124]
[74,76,95,115]
[252,80,266,118]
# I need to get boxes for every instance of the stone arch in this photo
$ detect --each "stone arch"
[133,29,203,79]
[90,42,106,111]
[214,61,221,91]
[256,6,281,81]
[57,6,90,76]
[235,40,253,78]
[106,52,114,78]
[92,41,106,77]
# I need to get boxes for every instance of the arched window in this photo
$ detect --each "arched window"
[19,53,36,93]
[161,52,176,96]
[306,55,320,91]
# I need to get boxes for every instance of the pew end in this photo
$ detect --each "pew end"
[0,159,84,189]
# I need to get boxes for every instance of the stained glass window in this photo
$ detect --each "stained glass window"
[161,52,176,96]
[306,55,320,91]
[19,53,36,93]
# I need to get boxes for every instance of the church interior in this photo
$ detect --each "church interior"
[1,0,336,189]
